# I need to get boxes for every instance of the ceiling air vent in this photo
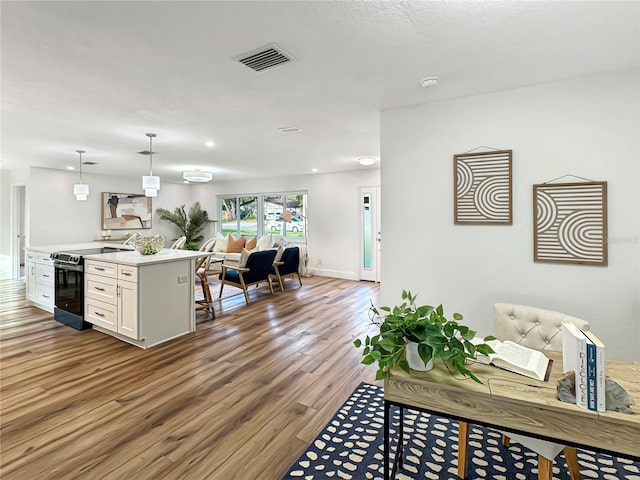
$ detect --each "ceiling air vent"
[235,43,295,74]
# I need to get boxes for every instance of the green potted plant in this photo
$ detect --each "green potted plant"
[354,290,495,383]
[156,202,212,250]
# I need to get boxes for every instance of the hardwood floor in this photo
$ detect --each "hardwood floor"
[0,276,380,479]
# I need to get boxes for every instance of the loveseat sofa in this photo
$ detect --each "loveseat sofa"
[208,233,288,268]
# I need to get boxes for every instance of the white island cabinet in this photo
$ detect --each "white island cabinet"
[83,249,206,349]
[24,249,55,312]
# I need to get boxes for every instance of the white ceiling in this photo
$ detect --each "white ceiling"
[1,1,638,183]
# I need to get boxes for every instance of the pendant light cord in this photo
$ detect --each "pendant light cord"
[76,149,85,183]
[149,135,153,176]
[145,132,157,176]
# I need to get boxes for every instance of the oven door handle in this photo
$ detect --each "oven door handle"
[54,263,84,272]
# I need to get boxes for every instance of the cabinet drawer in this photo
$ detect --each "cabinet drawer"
[36,284,54,306]
[25,251,37,262]
[85,260,117,278]
[85,275,117,304]
[36,253,53,266]
[36,265,54,285]
[117,265,138,282]
[85,298,117,332]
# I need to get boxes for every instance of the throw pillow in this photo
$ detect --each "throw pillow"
[245,236,257,251]
[274,245,285,263]
[256,234,274,251]
[238,248,252,268]
[213,232,228,253]
[226,234,245,253]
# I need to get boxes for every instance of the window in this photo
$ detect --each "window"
[219,192,307,241]
[220,196,258,235]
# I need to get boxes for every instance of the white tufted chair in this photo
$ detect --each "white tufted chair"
[494,303,589,352]
[457,303,589,480]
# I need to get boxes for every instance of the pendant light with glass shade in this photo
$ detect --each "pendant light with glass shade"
[73,149,89,201]
[140,132,160,197]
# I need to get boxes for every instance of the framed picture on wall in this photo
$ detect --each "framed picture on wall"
[454,149,512,224]
[533,181,607,266]
[101,192,152,230]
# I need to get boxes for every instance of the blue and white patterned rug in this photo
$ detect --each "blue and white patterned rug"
[283,382,640,480]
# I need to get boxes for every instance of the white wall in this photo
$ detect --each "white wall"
[193,169,381,280]
[381,69,640,360]
[18,167,380,280]
[27,167,192,247]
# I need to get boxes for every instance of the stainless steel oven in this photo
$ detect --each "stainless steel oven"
[52,247,127,330]
[53,257,88,330]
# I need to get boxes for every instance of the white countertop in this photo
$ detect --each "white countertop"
[26,242,134,255]
[26,243,213,266]
[84,249,211,266]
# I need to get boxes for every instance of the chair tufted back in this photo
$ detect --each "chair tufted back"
[494,303,589,352]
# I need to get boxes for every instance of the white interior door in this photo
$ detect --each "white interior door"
[10,185,26,279]
[360,186,380,282]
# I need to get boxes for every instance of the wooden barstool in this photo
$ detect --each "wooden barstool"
[195,255,215,318]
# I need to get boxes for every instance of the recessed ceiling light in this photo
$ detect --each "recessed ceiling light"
[358,157,377,166]
[311,168,318,173]
[420,76,439,88]
[278,126,302,133]
[67,166,75,170]
[205,141,215,148]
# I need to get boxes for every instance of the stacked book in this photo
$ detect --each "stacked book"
[561,323,606,412]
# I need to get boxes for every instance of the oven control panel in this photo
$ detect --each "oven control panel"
[51,252,81,265]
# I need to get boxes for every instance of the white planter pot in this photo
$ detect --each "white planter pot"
[405,342,433,371]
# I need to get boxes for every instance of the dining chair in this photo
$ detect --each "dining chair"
[121,233,140,246]
[170,236,187,249]
[194,254,215,319]
[457,303,589,480]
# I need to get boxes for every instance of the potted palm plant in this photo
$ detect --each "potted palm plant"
[354,290,495,383]
[156,202,212,250]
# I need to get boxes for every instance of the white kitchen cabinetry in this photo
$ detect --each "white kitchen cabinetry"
[24,244,202,348]
[117,279,138,338]
[25,250,54,312]
[26,251,36,302]
[83,252,197,348]
[85,260,139,339]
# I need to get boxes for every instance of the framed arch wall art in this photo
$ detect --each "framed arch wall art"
[454,149,512,224]
[533,181,607,266]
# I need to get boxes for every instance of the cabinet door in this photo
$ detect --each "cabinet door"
[117,279,138,339]
[26,261,36,301]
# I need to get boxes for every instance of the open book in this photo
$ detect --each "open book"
[472,338,553,381]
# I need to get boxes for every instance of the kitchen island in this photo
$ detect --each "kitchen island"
[25,242,125,313]
[25,243,211,348]
[83,249,210,348]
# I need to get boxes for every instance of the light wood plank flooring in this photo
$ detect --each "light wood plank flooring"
[0,276,380,479]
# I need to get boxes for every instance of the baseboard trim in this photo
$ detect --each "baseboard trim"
[310,268,359,281]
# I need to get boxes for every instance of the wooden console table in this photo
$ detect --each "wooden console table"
[383,351,640,479]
